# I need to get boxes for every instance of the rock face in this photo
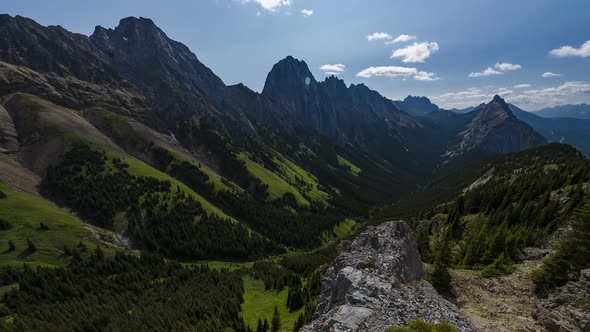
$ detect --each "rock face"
[534,269,590,332]
[302,221,474,332]
[90,17,253,132]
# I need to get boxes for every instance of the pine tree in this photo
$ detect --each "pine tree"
[428,231,452,296]
[416,223,432,263]
[27,239,37,252]
[257,318,263,332]
[263,319,269,332]
[8,240,15,251]
[271,306,281,332]
[532,199,590,295]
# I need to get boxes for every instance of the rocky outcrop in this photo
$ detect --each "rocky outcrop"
[302,221,474,332]
[534,269,590,331]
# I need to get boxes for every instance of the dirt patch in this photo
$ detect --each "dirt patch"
[451,260,544,332]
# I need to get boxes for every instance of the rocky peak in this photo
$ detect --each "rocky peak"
[302,221,474,331]
[393,95,440,115]
[89,17,243,127]
[443,96,547,159]
[0,14,115,83]
[262,56,317,98]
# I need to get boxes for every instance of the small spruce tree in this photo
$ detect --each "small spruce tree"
[271,306,281,332]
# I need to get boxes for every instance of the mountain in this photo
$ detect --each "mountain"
[444,100,590,156]
[534,104,590,120]
[449,103,485,114]
[393,95,440,115]
[90,17,254,133]
[510,104,590,156]
[442,95,547,160]
[0,13,552,262]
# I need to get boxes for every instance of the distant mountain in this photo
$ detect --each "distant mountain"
[449,104,485,114]
[393,95,440,116]
[534,104,590,120]
[510,104,590,155]
[443,98,590,156]
[443,95,546,160]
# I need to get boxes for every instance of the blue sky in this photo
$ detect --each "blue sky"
[3,0,590,110]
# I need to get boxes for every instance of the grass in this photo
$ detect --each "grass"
[183,260,254,271]
[83,107,233,193]
[337,154,361,176]
[322,218,357,244]
[240,277,303,332]
[333,218,357,238]
[0,183,99,268]
[274,152,330,203]
[115,152,234,221]
[82,107,142,144]
[237,152,310,206]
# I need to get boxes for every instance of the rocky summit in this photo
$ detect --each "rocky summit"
[301,221,474,332]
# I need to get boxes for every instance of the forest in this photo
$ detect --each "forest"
[411,144,590,294]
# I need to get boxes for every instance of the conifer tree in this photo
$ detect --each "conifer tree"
[27,239,37,252]
[428,230,452,296]
[271,306,281,332]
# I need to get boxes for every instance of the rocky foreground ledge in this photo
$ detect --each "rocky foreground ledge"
[301,221,474,332]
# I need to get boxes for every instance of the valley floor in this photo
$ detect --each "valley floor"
[451,260,544,332]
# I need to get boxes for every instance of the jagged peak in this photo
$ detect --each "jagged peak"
[492,94,506,104]
[262,55,317,95]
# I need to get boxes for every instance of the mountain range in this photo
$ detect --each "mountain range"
[534,104,590,120]
[1,13,588,332]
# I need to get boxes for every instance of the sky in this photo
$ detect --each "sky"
[3,0,590,110]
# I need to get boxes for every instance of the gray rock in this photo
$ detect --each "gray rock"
[534,269,590,331]
[301,221,475,332]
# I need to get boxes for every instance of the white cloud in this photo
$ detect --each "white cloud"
[367,32,392,41]
[356,66,438,81]
[549,40,590,58]
[301,9,313,17]
[511,81,590,109]
[242,0,292,12]
[542,72,561,78]
[496,88,513,96]
[513,84,531,89]
[494,62,521,71]
[469,62,521,78]
[433,82,590,110]
[414,71,440,81]
[391,42,439,63]
[320,64,345,75]
[385,34,417,44]
[468,67,503,78]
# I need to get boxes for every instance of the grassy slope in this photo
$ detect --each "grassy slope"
[238,152,310,206]
[115,152,233,220]
[337,154,362,176]
[241,277,303,332]
[274,152,330,204]
[322,218,357,244]
[83,107,232,193]
[0,183,98,268]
